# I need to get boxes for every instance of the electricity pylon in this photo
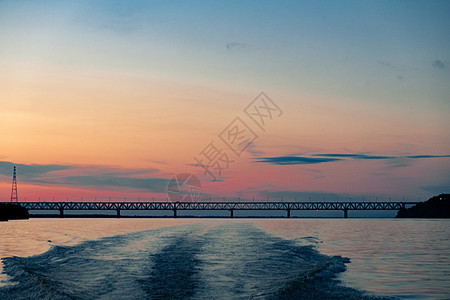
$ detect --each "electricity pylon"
[10,166,18,202]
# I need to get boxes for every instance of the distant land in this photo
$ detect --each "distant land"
[396,194,450,218]
[0,203,29,221]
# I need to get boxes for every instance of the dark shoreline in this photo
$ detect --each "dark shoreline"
[396,194,449,218]
[0,203,29,221]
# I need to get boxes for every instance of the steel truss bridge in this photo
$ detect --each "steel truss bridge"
[8,201,419,218]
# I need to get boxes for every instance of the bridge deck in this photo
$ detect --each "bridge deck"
[1,201,419,218]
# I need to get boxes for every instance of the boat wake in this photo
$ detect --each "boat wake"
[1,223,390,299]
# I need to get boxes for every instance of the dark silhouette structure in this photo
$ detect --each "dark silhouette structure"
[6,200,419,218]
[1,166,29,221]
[396,194,450,218]
[0,203,29,221]
[10,166,18,202]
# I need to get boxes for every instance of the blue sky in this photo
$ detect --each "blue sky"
[2,0,449,96]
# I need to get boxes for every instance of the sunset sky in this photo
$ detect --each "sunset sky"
[1,1,449,202]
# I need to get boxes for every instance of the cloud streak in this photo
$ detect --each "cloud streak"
[312,154,390,160]
[377,61,393,68]
[254,153,450,166]
[254,156,341,165]
[226,42,248,51]
[0,161,71,177]
[259,190,386,201]
[432,59,446,70]
[62,176,167,193]
[0,161,168,193]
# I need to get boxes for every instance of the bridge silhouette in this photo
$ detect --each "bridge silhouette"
[8,201,419,218]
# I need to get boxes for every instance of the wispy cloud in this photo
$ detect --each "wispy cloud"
[305,169,326,180]
[422,184,450,194]
[84,2,146,35]
[432,59,446,70]
[0,161,167,193]
[259,190,384,201]
[407,155,450,159]
[0,161,71,177]
[254,156,341,165]
[312,153,391,160]
[62,176,167,193]
[377,61,393,68]
[254,153,450,166]
[226,42,248,51]
[246,143,265,157]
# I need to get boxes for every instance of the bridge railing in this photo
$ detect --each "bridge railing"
[11,201,419,209]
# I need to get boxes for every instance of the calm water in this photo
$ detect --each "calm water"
[0,218,449,299]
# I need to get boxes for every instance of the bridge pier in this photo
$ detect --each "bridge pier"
[173,209,177,218]
[116,208,120,218]
[230,209,234,218]
[343,208,348,218]
[59,207,64,218]
[287,209,291,218]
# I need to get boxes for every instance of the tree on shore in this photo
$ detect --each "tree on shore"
[396,194,450,218]
[0,203,29,221]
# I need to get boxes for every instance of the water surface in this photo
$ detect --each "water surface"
[1,218,448,299]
